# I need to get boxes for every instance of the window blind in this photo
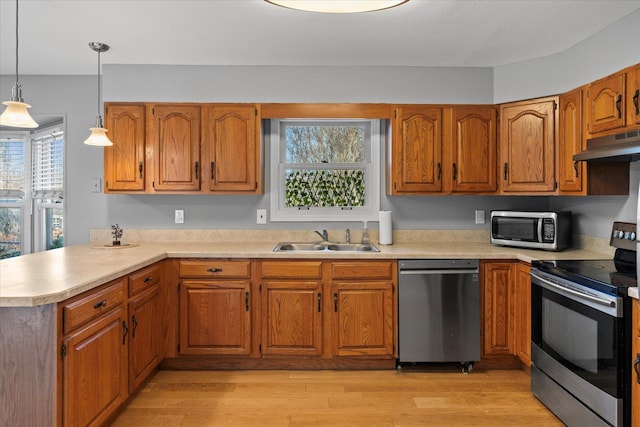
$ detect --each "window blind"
[31,131,64,200]
[0,139,25,199]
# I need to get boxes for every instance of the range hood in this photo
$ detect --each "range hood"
[574,129,640,162]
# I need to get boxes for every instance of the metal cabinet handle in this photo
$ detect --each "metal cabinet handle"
[122,320,129,345]
[633,89,639,115]
[211,162,215,181]
[132,315,138,338]
[634,353,640,384]
[245,292,250,312]
[452,163,457,181]
[138,161,143,179]
[503,162,508,181]
[195,161,200,180]
[437,163,441,181]
[333,293,338,312]
[573,161,579,178]
[93,300,107,309]
[616,94,623,119]
[317,293,322,313]
[143,276,153,283]
[206,267,222,273]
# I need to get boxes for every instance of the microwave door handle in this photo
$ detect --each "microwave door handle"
[530,272,615,308]
[537,219,543,243]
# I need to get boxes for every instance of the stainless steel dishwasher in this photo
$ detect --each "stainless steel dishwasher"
[398,259,480,372]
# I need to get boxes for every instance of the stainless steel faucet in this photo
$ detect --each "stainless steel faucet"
[345,228,350,244]
[315,229,329,242]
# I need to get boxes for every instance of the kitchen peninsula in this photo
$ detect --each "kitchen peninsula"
[0,229,617,426]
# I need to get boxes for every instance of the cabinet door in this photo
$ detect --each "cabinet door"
[392,105,442,193]
[499,98,557,193]
[261,280,323,356]
[180,280,252,355]
[128,286,161,392]
[104,103,145,192]
[588,72,626,134]
[62,307,128,427]
[514,263,531,367]
[558,89,585,193]
[482,262,515,356]
[628,65,640,128]
[450,106,497,193]
[150,104,201,191]
[203,104,260,193]
[330,281,394,357]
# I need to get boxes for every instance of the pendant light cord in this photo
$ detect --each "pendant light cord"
[14,0,20,86]
[97,48,101,118]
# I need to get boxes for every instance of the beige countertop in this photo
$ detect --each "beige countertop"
[0,240,613,308]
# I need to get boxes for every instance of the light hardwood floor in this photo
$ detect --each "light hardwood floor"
[110,368,563,426]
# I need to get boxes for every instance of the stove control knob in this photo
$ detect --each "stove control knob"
[615,230,625,239]
[627,231,636,241]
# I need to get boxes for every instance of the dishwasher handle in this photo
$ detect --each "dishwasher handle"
[400,269,478,275]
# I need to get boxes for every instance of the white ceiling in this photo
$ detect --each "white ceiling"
[1,0,639,76]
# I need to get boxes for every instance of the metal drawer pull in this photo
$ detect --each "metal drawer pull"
[207,267,222,273]
[143,276,153,283]
[93,300,107,309]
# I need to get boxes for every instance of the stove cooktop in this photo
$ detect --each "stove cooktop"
[532,258,636,296]
[532,221,637,296]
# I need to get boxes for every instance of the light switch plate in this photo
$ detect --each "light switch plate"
[90,178,102,193]
[475,210,485,225]
[257,209,267,224]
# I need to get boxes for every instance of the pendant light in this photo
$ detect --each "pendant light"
[265,0,409,13]
[0,0,38,128]
[84,42,113,146]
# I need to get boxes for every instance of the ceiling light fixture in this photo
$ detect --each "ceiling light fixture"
[0,0,38,128]
[84,42,113,147]
[265,0,409,14]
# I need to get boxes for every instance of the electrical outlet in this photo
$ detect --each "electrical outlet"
[257,209,267,224]
[475,210,485,225]
[90,178,102,193]
[175,209,184,224]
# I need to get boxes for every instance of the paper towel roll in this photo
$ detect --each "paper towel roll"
[379,210,393,245]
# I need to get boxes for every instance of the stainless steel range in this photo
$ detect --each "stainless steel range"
[530,222,636,426]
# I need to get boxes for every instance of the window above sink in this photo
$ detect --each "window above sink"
[269,119,381,222]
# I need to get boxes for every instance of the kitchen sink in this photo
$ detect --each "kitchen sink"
[273,242,379,252]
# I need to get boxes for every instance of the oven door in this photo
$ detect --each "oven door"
[531,269,626,398]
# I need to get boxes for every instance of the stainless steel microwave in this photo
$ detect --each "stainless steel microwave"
[490,211,572,251]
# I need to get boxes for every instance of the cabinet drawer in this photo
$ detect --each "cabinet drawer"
[129,263,162,296]
[62,278,126,334]
[261,261,323,279]
[331,261,394,279]
[180,260,251,278]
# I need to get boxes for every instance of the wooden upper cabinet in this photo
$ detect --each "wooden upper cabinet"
[588,72,626,135]
[499,97,557,193]
[104,103,146,192]
[449,106,497,193]
[391,105,442,193]
[558,88,584,193]
[628,64,640,128]
[202,104,261,193]
[149,104,201,191]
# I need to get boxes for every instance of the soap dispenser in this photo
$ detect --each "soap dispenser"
[361,221,370,245]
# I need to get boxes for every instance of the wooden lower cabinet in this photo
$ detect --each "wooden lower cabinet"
[633,299,640,427]
[128,285,161,391]
[480,260,529,369]
[514,262,531,368]
[60,279,129,427]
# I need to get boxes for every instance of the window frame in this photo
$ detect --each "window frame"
[269,118,380,222]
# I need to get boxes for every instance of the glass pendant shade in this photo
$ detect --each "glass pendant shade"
[265,0,408,13]
[0,100,38,128]
[84,125,113,146]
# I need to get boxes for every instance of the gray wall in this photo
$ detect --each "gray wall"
[2,9,640,245]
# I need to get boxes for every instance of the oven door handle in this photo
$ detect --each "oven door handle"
[530,272,615,308]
